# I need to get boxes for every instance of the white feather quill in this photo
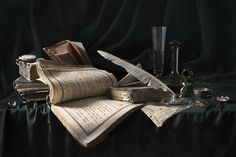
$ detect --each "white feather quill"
[97,50,175,96]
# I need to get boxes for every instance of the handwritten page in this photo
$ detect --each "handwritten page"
[142,102,190,127]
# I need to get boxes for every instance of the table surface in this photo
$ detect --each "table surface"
[1,80,236,157]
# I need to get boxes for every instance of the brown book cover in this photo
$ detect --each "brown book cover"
[43,40,91,65]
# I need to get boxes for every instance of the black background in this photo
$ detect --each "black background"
[1,1,236,157]
[1,0,236,99]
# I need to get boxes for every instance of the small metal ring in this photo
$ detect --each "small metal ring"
[216,96,230,102]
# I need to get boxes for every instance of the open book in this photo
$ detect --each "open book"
[36,59,143,147]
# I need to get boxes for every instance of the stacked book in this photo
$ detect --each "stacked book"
[13,76,49,102]
[13,54,49,102]
[13,41,91,102]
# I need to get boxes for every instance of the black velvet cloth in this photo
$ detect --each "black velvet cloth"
[1,0,236,156]
[1,0,236,98]
[1,83,236,157]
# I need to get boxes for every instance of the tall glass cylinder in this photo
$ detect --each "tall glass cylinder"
[151,26,166,78]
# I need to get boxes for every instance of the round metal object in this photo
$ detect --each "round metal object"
[216,96,230,102]
[193,87,214,98]
[18,54,37,62]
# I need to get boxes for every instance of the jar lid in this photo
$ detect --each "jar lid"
[18,54,37,62]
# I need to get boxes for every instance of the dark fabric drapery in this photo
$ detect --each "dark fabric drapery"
[1,90,236,157]
[1,0,236,98]
[1,0,236,156]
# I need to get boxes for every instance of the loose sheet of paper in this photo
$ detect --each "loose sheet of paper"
[142,102,190,127]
